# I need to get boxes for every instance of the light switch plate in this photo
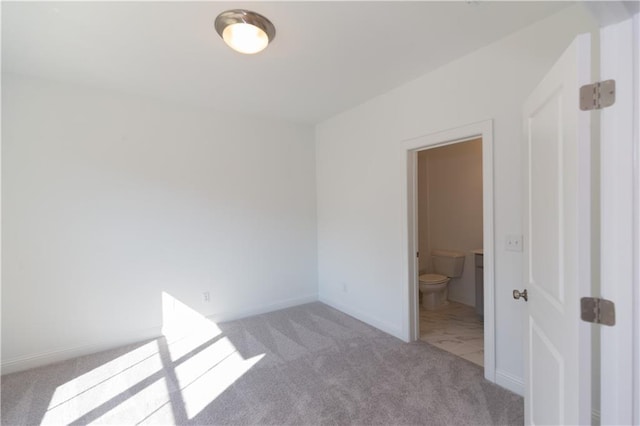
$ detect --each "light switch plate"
[506,234,523,252]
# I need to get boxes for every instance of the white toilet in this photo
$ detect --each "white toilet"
[419,249,465,310]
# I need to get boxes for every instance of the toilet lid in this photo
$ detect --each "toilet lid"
[419,273,448,285]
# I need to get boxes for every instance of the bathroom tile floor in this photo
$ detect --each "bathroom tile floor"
[419,301,484,367]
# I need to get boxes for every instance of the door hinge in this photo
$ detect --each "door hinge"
[579,80,615,111]
[416,251,419,258]
[580,297,615,326]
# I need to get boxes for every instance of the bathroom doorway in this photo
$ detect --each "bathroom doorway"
[402,120,495,383]
[416,139,484,367]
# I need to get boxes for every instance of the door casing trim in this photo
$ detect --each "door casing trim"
[400,119,495,384]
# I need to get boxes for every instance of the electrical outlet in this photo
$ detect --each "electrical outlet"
[505,234,523,252]
[203,291,210,302]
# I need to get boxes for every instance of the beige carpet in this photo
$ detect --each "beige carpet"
[1,302,523,425]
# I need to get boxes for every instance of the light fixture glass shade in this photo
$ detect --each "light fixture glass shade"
[215,10,276,55]
[222,23,269,54]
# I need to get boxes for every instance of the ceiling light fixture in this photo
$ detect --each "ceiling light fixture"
[214,9,276,55]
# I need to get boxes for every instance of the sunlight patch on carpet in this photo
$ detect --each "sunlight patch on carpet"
[180,349,264,419]
[41,340,162,425]
[39,292,264,424]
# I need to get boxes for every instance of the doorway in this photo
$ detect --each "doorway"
[416,139,484,367]
[402,119,495,383]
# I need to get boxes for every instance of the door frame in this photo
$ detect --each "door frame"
[599,13,640,426]
[401,119,496,384]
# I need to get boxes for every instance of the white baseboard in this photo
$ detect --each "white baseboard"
[1,294,319,376]
[1,325,162,376]
[495,369,525,396]
[318,296,403,339]
[206,294,318,323]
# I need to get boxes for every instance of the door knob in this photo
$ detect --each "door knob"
[513,289,528,302]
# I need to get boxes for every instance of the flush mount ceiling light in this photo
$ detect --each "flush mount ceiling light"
[214,9,276,55]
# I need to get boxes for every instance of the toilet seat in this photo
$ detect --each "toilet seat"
[419,273,449,285]
[418,273,450,310]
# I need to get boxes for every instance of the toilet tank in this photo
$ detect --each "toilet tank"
[431,249,465,277]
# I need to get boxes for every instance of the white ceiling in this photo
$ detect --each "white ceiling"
[2,1,573,124]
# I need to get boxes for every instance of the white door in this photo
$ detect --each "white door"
[522,33,592,425]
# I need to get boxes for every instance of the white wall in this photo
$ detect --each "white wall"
[316,5,598,392]
[418,139,483,306]
[417,151,431,275]
[1,74,318,373]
